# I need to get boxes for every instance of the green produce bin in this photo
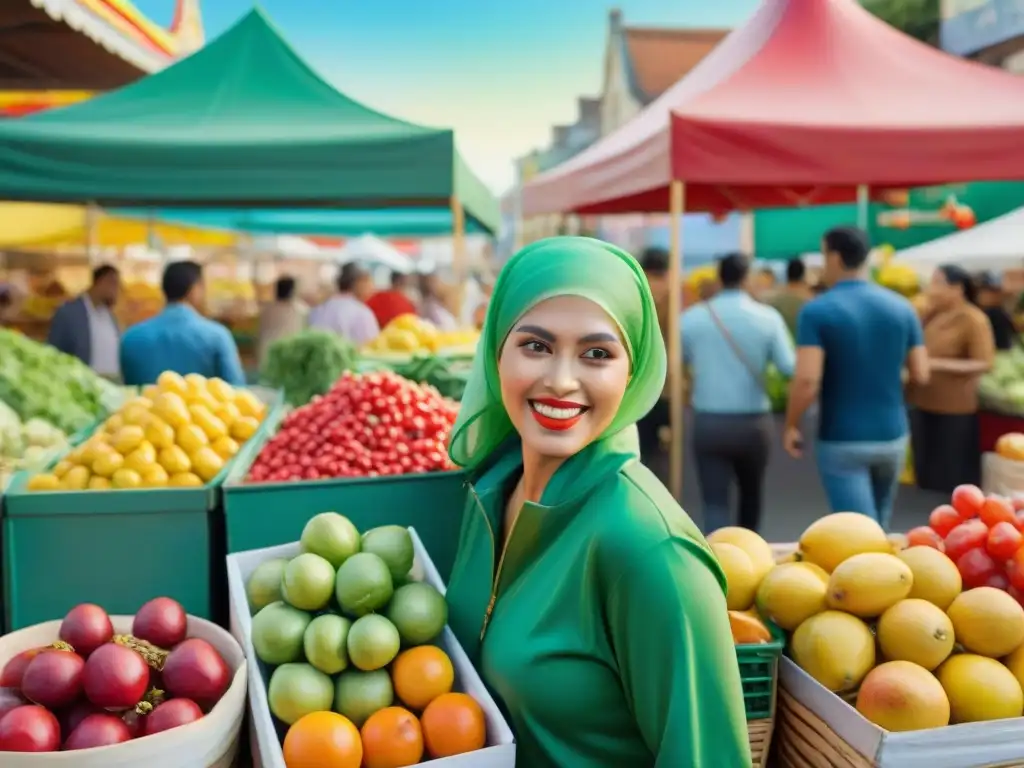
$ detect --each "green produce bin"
[2,387,282,631]
[737,621,785,721]
[223,428,468,581]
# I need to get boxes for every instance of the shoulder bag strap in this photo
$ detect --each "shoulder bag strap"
[706,302,769,395]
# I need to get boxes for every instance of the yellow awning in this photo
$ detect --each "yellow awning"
[0,203,238,248]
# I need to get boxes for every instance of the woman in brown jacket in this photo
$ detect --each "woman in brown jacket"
[909,265,995,493]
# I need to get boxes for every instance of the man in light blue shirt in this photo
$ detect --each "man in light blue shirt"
[120,260,246,387]
[682,253,796,534]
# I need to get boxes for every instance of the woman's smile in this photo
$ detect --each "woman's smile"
[529,398,589,431]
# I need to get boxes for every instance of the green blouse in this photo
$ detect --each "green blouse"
[445,435,751,767]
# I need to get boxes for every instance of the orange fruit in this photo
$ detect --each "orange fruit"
[392,645,455,710]
[421,692,487,758]
[282,711,362,768]
[360,706,423,768]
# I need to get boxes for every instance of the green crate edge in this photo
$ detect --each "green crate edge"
[3,386,284,516]
[736,619,784,721]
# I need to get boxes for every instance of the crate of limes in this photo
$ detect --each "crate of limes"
[3,372,282,631]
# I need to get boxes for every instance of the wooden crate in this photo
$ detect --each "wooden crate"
[749,717,774,768]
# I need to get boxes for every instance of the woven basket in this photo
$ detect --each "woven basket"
[775,688,1024,768]
[749,717,774,768]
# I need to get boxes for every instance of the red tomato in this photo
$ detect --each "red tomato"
[987,572,1010,590]
[1007,548,1024,591]
[928,505,962,537]
[957,548,999,589]
[907,526,945,551]
[944,519,989,562]
[1013,494,1024,512]
[1015,510,1024,531]
[988,522,1024,561]
[951,484,985,519]
[980,496,1017,528]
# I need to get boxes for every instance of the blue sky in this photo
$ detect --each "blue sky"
[133,0,760,192]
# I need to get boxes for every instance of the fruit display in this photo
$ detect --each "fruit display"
[0,597,231,752]
[980,349,1024,415]
[245,371,456,484]
[996,432,1024,462]
[25,371,268,492]
[374,356,473,403]
[246,513,490,766]
[706,527,778,646]
[0,399,67,489]
[0,327,125,434]
[260,329,358,406]
[363,314,479,356]
[732,498,1024,735]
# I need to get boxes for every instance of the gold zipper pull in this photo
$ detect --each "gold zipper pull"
[480,593,497,641]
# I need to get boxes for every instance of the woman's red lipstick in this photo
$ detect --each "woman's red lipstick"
[529,398,587,432]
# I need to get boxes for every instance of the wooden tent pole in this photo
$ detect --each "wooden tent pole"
[667,181,686,501]
[85,202,99,264]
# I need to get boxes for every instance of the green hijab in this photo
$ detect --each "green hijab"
[448,236,667,472]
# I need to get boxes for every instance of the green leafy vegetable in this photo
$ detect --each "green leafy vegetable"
[260,329,358,406]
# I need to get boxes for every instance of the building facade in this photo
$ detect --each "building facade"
[941,0,1024,69]
[506,9,729,251]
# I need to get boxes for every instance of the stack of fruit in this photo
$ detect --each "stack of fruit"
[0,598,231,752]
[246,371,456,484]
[731,496,1024,733]
[0,399,67,489]
[704,527,778,645]
[246,512,489,767]
[363,315,479,356]
[25,371,267,491]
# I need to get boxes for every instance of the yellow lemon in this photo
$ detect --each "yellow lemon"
[230,416,260,442]
[207,377,236,402]
[51,460,72,479]
[79,439,113,465]
[64,447,85,465]
[158,445,191,475]
[157,370,189,396]
[214,401,241,426]
[103,414,124,434]
[92,432,112,445]
[92,451,124,478]
[176,424,209,454]
[168,471,203,487]
[190,405,228,441]
[190,446,224,483]
[184,373,208,393]
[27,473,60,491]
[87,476,112,490]
[112,425,146,455]
[111,468,143,489]
[124,443,157,472]
[211,435,240,460]
[141,465,170,488]
[144,417,175,450]
[120,404,152,427]
[234,390,264,419]
[62,465,91,490]
[187,390,220,412]
[141,384,161,401]
[152,392,191,428]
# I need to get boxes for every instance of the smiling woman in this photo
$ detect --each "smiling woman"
[444,236,751,768]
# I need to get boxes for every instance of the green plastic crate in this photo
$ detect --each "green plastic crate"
[736,620,785,720]
[2,387,282,631]
[222,424,468,581]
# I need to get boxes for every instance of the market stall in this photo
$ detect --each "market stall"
[521,0,1024,508]
[898,204,1024,277]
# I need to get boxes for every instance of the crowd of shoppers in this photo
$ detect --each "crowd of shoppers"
[656,224,1004,535]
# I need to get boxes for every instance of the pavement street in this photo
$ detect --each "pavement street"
[647,413,947,543]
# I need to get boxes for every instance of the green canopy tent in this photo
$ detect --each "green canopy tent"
[0,8,499,257]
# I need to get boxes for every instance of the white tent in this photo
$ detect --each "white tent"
[250,234,325,260]
[897,206,1024,276]
[333,234,414,273]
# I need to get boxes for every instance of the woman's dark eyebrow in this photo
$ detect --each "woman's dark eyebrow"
[514,324,555,342]
[580,332,620,344]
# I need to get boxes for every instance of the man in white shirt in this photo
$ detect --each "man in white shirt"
[48,265,122,379]
[309,263,380,347]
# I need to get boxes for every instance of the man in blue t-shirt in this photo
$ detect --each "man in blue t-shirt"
[784,226,930,529]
